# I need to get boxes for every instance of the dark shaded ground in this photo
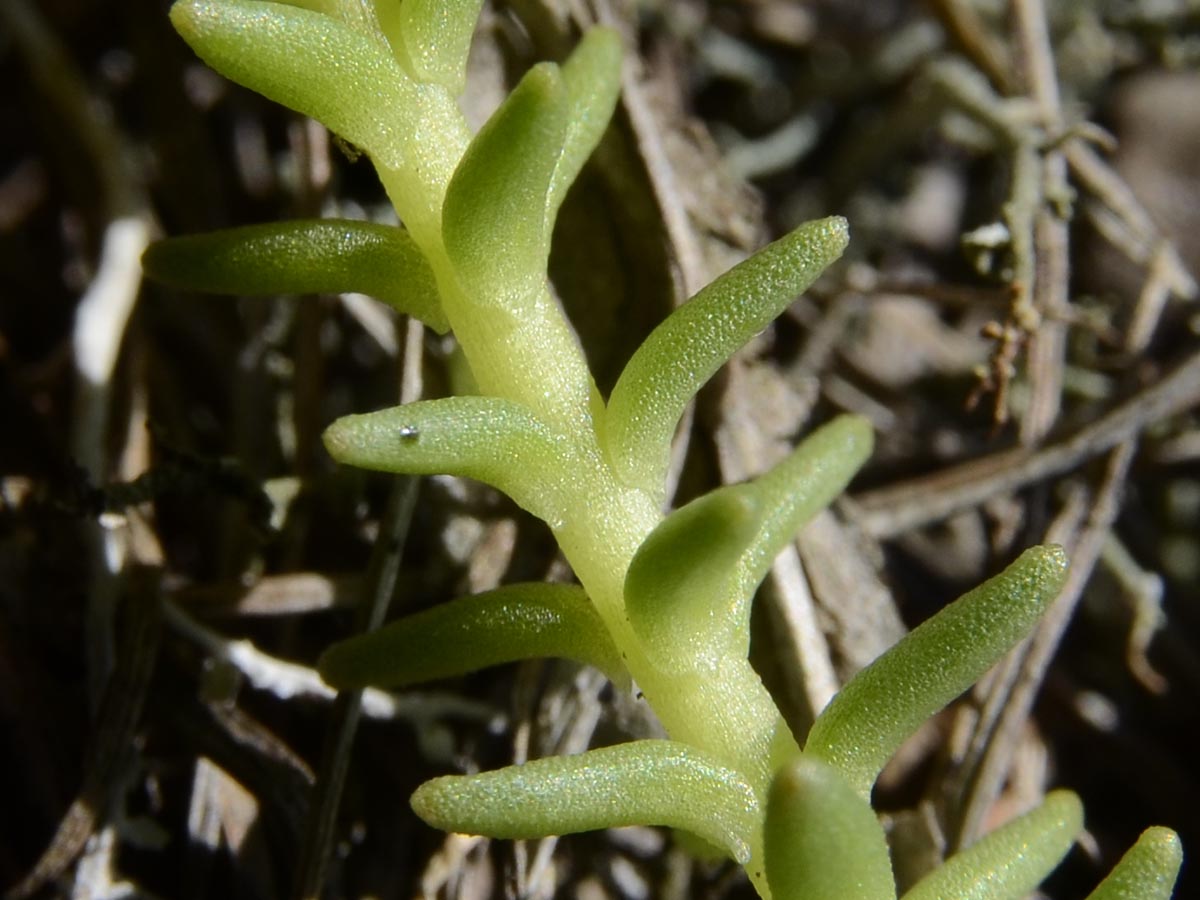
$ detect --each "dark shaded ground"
[2,1,1199,898]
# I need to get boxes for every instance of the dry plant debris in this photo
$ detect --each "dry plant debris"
[1,0,1198,898]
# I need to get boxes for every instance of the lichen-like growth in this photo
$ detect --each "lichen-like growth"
[144,3,1182,897]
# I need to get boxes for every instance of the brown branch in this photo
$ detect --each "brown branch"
[851,350,1200,538]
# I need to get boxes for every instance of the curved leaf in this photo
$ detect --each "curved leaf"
[142,219,448,332]
[731,414,873,597]
[412,740,759,864]
[548,28,623,221]
[170,0,468,215]
[443,61,568,304]
[322,396,574,526]
[806,545,1069,797]
[765,755,896,900]
[624,415,870,669]
[1084,827,1183,900]
[606,216,849,499]
[625,488,759,670]
[440,60,598,431]
[319,582,627,690]
[392,0,485,95]
[903,791,1082,900]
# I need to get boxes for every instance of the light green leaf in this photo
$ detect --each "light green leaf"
[392,0,486,95]
[411,740,759,864]
[142,219,448,332]
[439,59,599,432]
[731,414,873,597]
[625,488,760,670]
[322,397,574,525]
[765,755,896,900]
[625,415,871,669]
[1084,827,1183,900]
[548,27,623,220]
[806,545,1069,797]
[903,791,1082,900]
[270,0,338,16]
[318,583,627,690]
[442,61,568,306]
[169,0,467,206]
[272,0,375,36]
[605,216,849,499]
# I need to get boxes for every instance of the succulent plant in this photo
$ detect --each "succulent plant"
[144,3,1182,897]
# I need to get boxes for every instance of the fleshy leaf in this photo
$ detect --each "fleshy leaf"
[902,791,1082,900]
[765,755,897,900]
[273,0,375,36]
[1084,827,1183,900]
[319,583,627,690]
[440,59,598,430]
[806,545,1069,797]
[169,0,468,206]
[142,219,448,333]
[731,414,873,597]
[411,740,759,864]
[625,415,871,669]
[548,27,623,221]
[606,216,850,499]
[443,62,568,306]
[392,0,486,95]
[625,488,760,670]
[322,397,573,526]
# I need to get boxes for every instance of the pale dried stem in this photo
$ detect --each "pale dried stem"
[1011,0,1070,445]
[851,350,1200,538]
[1066,142,1197,301]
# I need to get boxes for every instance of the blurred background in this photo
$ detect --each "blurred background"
[1,1,1198,897]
